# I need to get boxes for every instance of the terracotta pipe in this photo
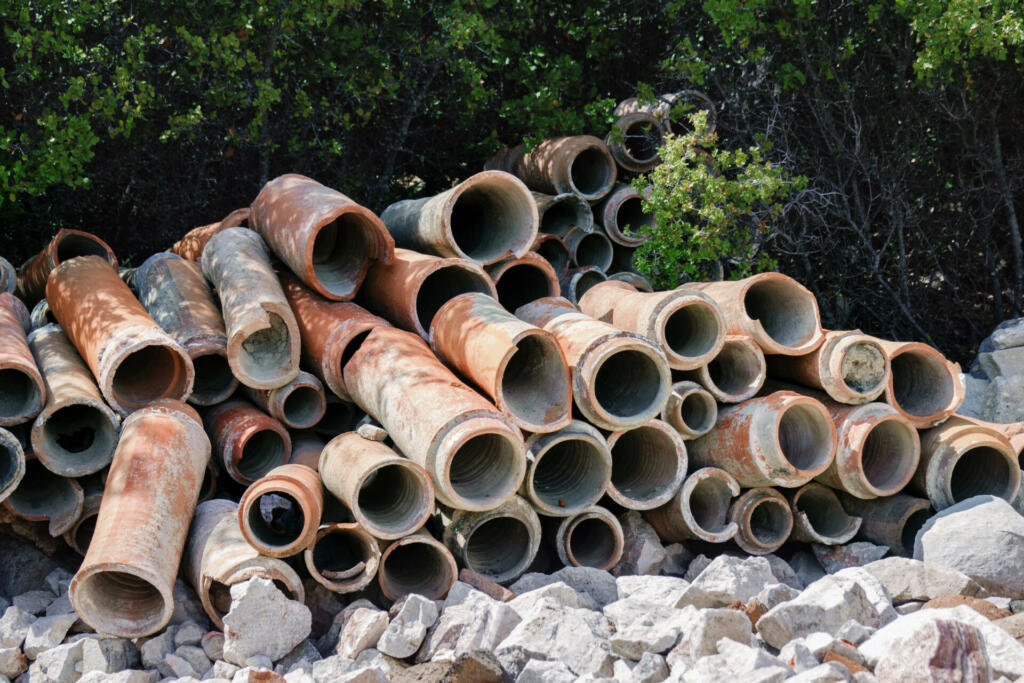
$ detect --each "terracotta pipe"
[135,252,238,406]
[552,506,624,570]
[170,207,250,261]
[521,420,612,516]
[238,463,323,558]
[245,370,327,430]
[645,467,739,543]
[605,112,664,174]
[304,523,381,593]
[69,400,209,637]
[443,495,542,585]
[767,330,889,405]
[837,492,931,557]
[516,296,672,430]
[17,229,117,305]
[485,252,561,313]
[728,487,793,555]
[200,227,300,389]
[313,396,366,440]
[579,281,726,370]
[2,455,84,536]
[676,334,767,403]
[531,234,572,278]
[318,433,433,540]
[430,292,572,433]
[787,482,862,545]
[593,184,652,248]
[183,498,304,630]
[605,419,687,510]
[343,326,526,511]
[62,473,104,555]
[485,136,618,202]
[877,339,965,428]
[0,256,15,294]
[205,400,291,485]
[46,256,194,415]
[0,427,26,503]
[29,299,55,330]
[559,266,608,305]
[662,381,718,439]
[563,226,613,272]
[28,325,120,476]
[378,531,458,601]
[289,431,325,469]
[0,293,45,426]
[609,271,652,292]
[533,192,594,237]
[689,390,836,487]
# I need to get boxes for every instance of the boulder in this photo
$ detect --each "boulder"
[676,555,777,609]
[873,618,990,682]
[862,557,982,603]
[376,595,437,659]
[416,587,521,663]
[812,543,888,574]
[612,511,667,576]
[221,578,312,666]
[495,601,615,677]
[982,375,1024,423]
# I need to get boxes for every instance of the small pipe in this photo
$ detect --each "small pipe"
[29,299,56,330]
[485,252,561,313]
[17,229,118,305]
[662,381,718,439]
[0,293,46,426]
[533,192,594,237]
[443,495,542,585]
[3,455,84,536]
[237,463,323,557]
[553,506,623,569]
[767,330,890,404]
[304,523,381,594]
[62,474,104,555]
[606,419,688,510]
[205,400,292,485]
[609,271,651,292]
[877,339,965,428]
[521,420,612,516]
[245,370,327,430]
[787,482,862,545]
[563,226,613,272]
[837,491,931,557]
[605,112,664,174]
[559,266,608,305]
[378,531,458,601]
[486,136,618,202]
[531,234,572,278]
[728,487,793,555]
[676,334,766,403]
[169,208,250,261]
[645,467,739,543]
[593,184,653,248]
[0,427,26,503]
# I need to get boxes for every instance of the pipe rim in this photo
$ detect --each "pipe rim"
[378,535,458,601]
[31,397,120,477]
[352,459,434,539]
[768,395,837,484]
[70,561,173,638]
[495,329,572,433]
[187,344,238,406]
[654,294,726,370]
[303,523,381,593]
[557,508,624,569]
[441,171,538,265]
[790,482,862,544]
[738,273,824,355]
[605,419,687,509]
[698,336,767,403]
[677,467,740,542]
[303,204,383,300]
[97,330,194,415]
[577,335,672,430]
[884,342,963,427]
[433,416,526,511]
[662,381,718,438]
[730,488,793,555]
[524,423,612,515]
[238,468,320,557]
[825,333,890,402]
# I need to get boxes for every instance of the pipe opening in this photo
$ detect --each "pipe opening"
[0,439,18,487]
[246,491,306,548]
[495,263,556,312]
[314,400,363,438]
[238,430,287,480]
[111,344,188,409]
[610,426,681,504]
[622,121,661,163]
[339,331,371,375]
[840,342,886,394]
[416,267,493,334]
[743,279,818,348]
[532,439,608,510]
[706,342,763,397]
[501,334,569,428]
[312,213,373,296]
[7,459,76,516]
[0,368,41,420]
[795,487,852,537]
[689,477,734,534]
[665,304,720,360]
[614,196,654,239]
[570,147,614,197]
[237,313,293,385]
[749,498,790,545]
[447,433,520,506]
[311,528,374,580]
[573,233,612,270]
[357,463,431,535]
[901,509,931,554]
[594,349,663,421]
[679,391,717,435]
[381,541,455,599]
[535,239,570,275]
[282,386,325,428]
[950,446,1016,502]
[38,404,117,473]
[541,198,589,236]
[449,178,534,263]
[861,419,918,491]
[567,517,619,568]
[465,516,531,577]
[54,233,111,264]
[74,570,166,635]
[190,353,235,404]
[890,351,956,417]
[777,403,833,472]
[73,514,98,554]
[570,270,606,302]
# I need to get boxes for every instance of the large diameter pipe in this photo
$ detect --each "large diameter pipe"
[0,427,26,503]
[238,463,323,558]
[69,400,209,637]
[0,256,16,294]
[767,330,889,404]
[579,281,726,370]
[689,390,837,488]
[728,487,793,555]
[605,112,664,175]
[564,226,613,272]
[319,433,433,539]
[3,455,84,535]
[522,420,612,516]
[378,531,458,601]
[787,482,862,545]
[135,252,238,406]
[877,340,964,428]
[304,523,381,593]
[531,234,572,278]
[250,173,394,300]
[245,370,327,430]
[205,400,291,485]
[533,192,594,237]
[553,506,623,569]
[912,416,1020,510]
[486,251,561,313]
[645,467,740,543]
[430,292,572,433]
[183,498,304,629]
[486,136,618,202]
[559,266,608,305]
[662,381,718,439]
[837,492,931,557]
[28,325,120,476]
[343,326,526,510]
[169,207,250,261]
[358,248,497,339]
[516,296,671,430]
[17,229,118,305]
[0,293,45,426]
[684,273,825,356]
[594,184,653,247]
[381,171,537,265]
[677,334,766,403]
[201,227,301,389]
[443,495,542,585]
[606,419,688,510]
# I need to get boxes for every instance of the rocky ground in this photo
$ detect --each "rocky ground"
[3,494,1024,682]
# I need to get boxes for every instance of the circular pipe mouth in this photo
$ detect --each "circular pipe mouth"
[686,475,737,538]
[612,196,654,243]
[243,490,312,555]
[562,268,608,304]
[677,390,717,436]
[747,498,792,547]
[660,300,724,367]
[355,462,433,539]
[109,343,191,412]
[889,349,957,418]
[310,211,375,297]
[703,339,766,402]
[440,427,524,510]
[235,313,294,387]
[189,352,238,406]
[34,402,118,476]
[607,422,686,509]
[572,233,613,271]
[415,265,494,336]
[590,346,670,425]
[621,119,662,164]
[742,278,820,350]
[379,537,457,600]
[0,431,23,494]
[564,514,623,569]
[0,367,43,423]
[775,402,836,474]
[54,232,115,266]
[838,341,887,396]
[464,516,536,583]
[281,384,326,429]
[569,146,615,199]
[236,429,289,482]
[499,333,571,431]
[493,263,559,313]
[71,565,170,637]
[540,195,592,236]
[793,485,859,539]
[534,237,571,276]
[859,417,920,495]
[6,458,78,519]
[949,446,1019,503]
[69,510,99,555]
[306,525,380,592]
[448,174,536,264]
[528,437,610,515]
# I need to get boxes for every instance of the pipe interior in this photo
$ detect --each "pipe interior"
[688,476,734,533]
[312,213,372,296]
[748,498,790,545]
[610,426,681,503]
[450,178,534,263]
[73,513,98,554]
[890,350,956,417]
[776,403,834,472]
[501,334,569,428]
[614,196,654,238]
[282,385,325,428]
[314,400,363,438]
[901,508,931,555]
[664,303,721,360]
[7,459,76,516]
[573,233,613,271]
[111,344,188,409]
[416,267,493,334]
[0,368,41,420]
[381,541,454,599]
[465,516,532,578]
[534,239,570,274]
[198,463,216,501]
[839,341,886,394]
[541,197,589,236]
[357,463,430,534]
[706,341,763,397]
[74,570,166,634]
[593,349,664,421]
[339,330,371,375]
[532,438,608,510]
[678,390,717,434]
[246,491,306,548]
[447,432,520,507]
[38,403,117,473]
[570,270,607,302]
[190,352,236,404]
[0,438,18,488]
[495,263,557,312]
[238,429,287,480]
[622,120,662,163]
[311,528,373,580]
[950,446,1016,502]
[743,279,818,348]
[55,233,111,264]
[861,418,918,491]
[237,313,293,386]
[795,487,853,537]
[567,516,619,568]
[569,147,614,197]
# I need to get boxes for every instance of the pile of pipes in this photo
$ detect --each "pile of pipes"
[1,95,1017,642]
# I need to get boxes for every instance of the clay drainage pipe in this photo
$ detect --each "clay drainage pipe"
[205,401,291,485]
[661,381,718,439]
[46,256,194,415]
[238,463,323,557]
[767,330,890,404]
[533,192,594,237]
[605,112,664,174]
[728,487,794,555]
[521,421,612,516]
[645,467,740,543]
[245,371,327,430]
[378,532,458,601]
[553,506,624,569]
[16,228,117,305]
[606,419,688,510]
[304,523,381,593]
[609,271,652,292]
[0,427,26,503]
[319,433,433,540]
[559,266,608,305]
[70,400,209,637]
[430,293,572,433]
[169,207,250,261]
[594,184,653,248]
[564,226,613,272]
[485,252,561,313]
[787,482,862,545]
[443,495,542,585]
[836,492,931,557]
[486,136,618,202]
[3,455,84,535]
[0,293,45,426]
[531,234,572,278]
[30,299,56,331]
[676,335,766,403]
[877,340,964,428]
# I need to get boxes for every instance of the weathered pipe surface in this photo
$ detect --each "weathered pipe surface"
[205,400,292,485]
[837,491,931,557]
[689,390,836,488]
[0,427,26,503]
[517,296,672,431]
[289,431,325,470]
[135,252,238,406]
[486,136,618,202]
[17,228,118,305]
[319,432,433,540]
[815,399,921,499]
[47,256,194,415]
[606,419,688,510]
[662,381,718,439]
[62,474,104,555]
[521,420,612,516]
[912,416,1020,510]
[553,506,624,570]
[443,495,542,585]
[559,266,608,305]
[580,281,726,371]
[170,207,250,261]
[304,523,381,594]
[358,248,497,340]
[378,531,458,601]
[593,184,652,248]
[183,499,304,629]
[685,273,825,356]
[563,226,613,272]
[30,299,55,330]
[245,370,326,430]
[69,400,209,637]
[728,487,793,555]
[0,293,45,426]
[28,325,120,476]
[767,330,890,405]
[485,251,561,314]
[877,339,965,428]
[787,482,862,545]
[645,467,740,543]
[430,293,572,433]
[605,112,664,175]
[201,227,301,389]
[281,273,391,403]
[3,455,84,535]
[250,173,394,300]
[238,463,323,558]
[609,270,652,292]
[531,234,572,278]
[0,256,15,294]
[533,192,594,237]
[677,334,767,403]
[381,171,537,266]
[343,326,525,510]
